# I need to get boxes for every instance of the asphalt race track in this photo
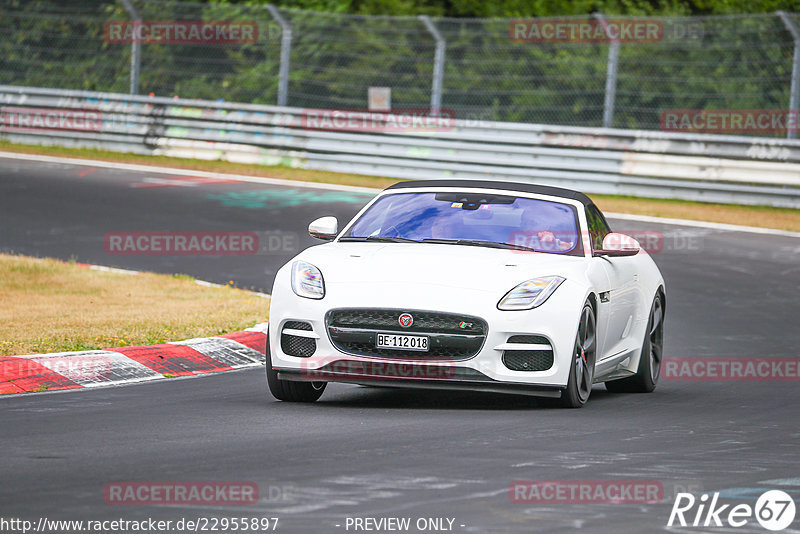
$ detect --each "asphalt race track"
[0,156,377,292]
[2,154,800,533]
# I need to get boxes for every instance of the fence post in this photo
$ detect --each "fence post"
[778,11,800,139]
[593,13,619,128]
[120,0,140,95]
[419,15,446,115]
[266,4,292,107]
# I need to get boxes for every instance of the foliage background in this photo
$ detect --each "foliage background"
[0,0,798,129]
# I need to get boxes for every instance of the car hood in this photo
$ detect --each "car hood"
[296,242,587,296]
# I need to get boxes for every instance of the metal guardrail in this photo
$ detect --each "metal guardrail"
[1,85,800,208]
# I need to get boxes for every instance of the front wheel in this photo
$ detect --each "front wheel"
[560,302,597,408]
[605,292,664,394]
[265,335,326,402]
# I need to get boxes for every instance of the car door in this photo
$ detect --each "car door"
[585,205,641,359]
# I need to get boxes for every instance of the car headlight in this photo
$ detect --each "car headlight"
[291,261,325,299]
[498,276,565,310]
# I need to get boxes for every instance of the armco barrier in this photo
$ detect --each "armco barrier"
[1,85,800,208]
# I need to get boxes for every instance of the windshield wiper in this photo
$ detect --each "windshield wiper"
[339,236,539,251]
[421,238,538,252]
[339,236,419,243]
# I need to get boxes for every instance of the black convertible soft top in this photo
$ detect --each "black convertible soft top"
[386,180,594,207]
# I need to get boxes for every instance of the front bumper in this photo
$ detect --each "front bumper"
[274,362,563,398]
[268,279,587,394]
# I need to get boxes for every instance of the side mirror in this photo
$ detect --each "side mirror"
[308,216,338,241]
[593,232,641,257]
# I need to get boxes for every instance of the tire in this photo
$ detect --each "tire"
[560,302,597,408]
[605,292,664,394]
[265,334,326,402]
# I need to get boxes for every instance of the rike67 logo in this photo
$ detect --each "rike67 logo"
[668,490,796,531]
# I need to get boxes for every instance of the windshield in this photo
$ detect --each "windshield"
[343,191,582,255]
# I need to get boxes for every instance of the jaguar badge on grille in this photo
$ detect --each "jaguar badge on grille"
[398,313,414,328]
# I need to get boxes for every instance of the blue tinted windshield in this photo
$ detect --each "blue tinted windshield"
[344,192,582,255]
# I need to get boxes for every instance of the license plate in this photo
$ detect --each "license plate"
[376,333,429,352]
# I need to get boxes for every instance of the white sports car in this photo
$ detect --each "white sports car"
[266,180,665,407]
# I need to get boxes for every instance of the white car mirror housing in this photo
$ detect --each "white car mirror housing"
[593,232,641,257]
[309,216,339,241]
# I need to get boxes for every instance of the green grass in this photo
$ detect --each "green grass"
[0,254,268,357]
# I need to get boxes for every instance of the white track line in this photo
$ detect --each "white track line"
[0,150,378,193]
[86,264,142,275]
[81,262,271,297]
[604,212,800,238]
[193,279,271,298]
[1,150,797,238]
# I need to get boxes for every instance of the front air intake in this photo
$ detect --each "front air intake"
[502,335,554,371]
[281,321,316,358]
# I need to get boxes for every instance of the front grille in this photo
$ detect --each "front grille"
[281,321,316,358]
[502,335,553,371]
[329,309,485,335]
[327,308,486,360]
